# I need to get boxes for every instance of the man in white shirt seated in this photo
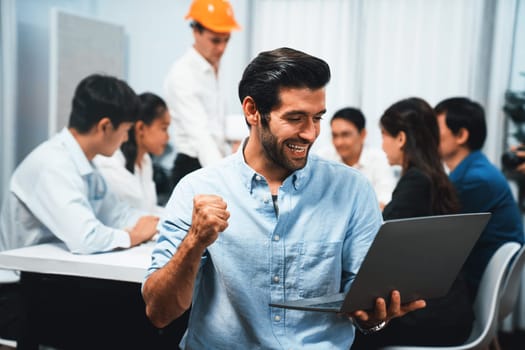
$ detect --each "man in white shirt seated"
[0,74,159,342]
[318,107,396,209]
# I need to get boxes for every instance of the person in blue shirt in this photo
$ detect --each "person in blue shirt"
[142,47,425,349]
[352,98,473,349]
[435,97,524,299]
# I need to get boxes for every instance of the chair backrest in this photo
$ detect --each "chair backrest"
[466,241,521,349]
[379,241,520,350]
[498,243,525,321]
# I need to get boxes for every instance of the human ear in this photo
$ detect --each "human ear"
[456,128,469,146]
[98,117,112,133]
[360,128,368,141]
[397,131,406,148]
[242,96,259,126]
[135,121,145,134]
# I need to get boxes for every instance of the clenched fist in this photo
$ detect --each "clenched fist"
[188,194,230,248]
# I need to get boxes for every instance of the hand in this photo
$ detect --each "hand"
[128,215,159,246]
[187,194,230,249]
[349,290,426,329]
[516,149,525,174]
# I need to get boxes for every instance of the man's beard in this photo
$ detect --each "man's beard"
[259,124,310,173]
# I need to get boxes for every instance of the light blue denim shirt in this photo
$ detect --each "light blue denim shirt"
[147,148,382,349]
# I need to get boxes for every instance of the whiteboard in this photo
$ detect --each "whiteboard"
[49,9,126,136]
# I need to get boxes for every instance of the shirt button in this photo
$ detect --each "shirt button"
[273,235,280,241]
[273,275,280,283]
[255,175,262,181]
[263,198,270,204]
[274,315,281,321]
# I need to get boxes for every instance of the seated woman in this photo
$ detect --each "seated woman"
[351,97,474,349]
[95,92,170,215]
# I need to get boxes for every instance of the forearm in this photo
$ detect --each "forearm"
[143,233,206,328]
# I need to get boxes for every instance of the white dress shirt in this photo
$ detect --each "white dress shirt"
[94,150,164,216]
[164,47,229,167]
[317,145,396,205]
[0,128,143,283]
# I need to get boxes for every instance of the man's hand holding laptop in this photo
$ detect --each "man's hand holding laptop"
[348,290,426,334]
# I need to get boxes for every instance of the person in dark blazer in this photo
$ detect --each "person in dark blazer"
[352,97,474,349]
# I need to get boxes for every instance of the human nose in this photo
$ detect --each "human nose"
[299,119,319,142]
[217,42,227,56]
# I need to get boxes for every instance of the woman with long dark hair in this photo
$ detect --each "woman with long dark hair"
[95,92,170,214]
[352,97,473,349]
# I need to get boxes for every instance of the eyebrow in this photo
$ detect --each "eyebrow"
[282,109,327,118]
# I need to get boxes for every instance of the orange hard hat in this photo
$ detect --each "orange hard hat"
[185,0,241,33]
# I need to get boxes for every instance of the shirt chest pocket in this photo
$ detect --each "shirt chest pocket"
[298,241,343,298]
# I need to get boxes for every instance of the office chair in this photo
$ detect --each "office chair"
[380,241,521,350]
[0,337,16,348]
[498,243,525,321]
[493,243,525,349]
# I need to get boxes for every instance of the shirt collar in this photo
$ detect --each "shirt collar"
[189,46,217,74]
[449,150,483,182]
[233,138,311,193]
[57,128,95,177]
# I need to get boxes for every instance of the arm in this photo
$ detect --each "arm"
[142,194,229,328]
[27,166,144,254]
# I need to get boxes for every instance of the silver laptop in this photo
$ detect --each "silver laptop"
[269,212,491,313]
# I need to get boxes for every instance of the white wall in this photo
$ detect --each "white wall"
[4,0,525,188]
[15,0,96,162]
[1,0,17,202]
[510,0,525,91]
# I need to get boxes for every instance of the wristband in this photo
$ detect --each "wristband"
[353,319,387,335]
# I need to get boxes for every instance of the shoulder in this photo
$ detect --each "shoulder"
[93,151,125,169]
[459,154,508,189]
[398,167,431,188]
[17,137,74,172]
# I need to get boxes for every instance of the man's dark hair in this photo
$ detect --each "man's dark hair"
[68,74,140,134]
[238,47,331,126]
[331,107,365,132]
[434,97,486,151]
[190,21,206,33]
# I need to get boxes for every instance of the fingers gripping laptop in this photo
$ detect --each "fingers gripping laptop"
[269,213,491,313]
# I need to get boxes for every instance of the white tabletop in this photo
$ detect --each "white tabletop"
[0,241,155,283]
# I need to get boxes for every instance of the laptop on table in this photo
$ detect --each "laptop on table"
[269,212,491,313]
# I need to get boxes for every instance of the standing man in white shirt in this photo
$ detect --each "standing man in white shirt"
[318,107,396,210]
[164,0,241,188]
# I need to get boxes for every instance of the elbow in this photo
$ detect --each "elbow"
[143,282,190,328]
[145,302,189,329]
[145,305,170,329]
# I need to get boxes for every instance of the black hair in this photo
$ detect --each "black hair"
[331,107,366,132]
[434,97,486,151]
[238,47,331,127]
[68,74,139,133]
[190,21,206,33]
[381,97,460,214]
[121,93,168,173]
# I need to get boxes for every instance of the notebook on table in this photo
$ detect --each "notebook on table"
[269,212,491,313]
